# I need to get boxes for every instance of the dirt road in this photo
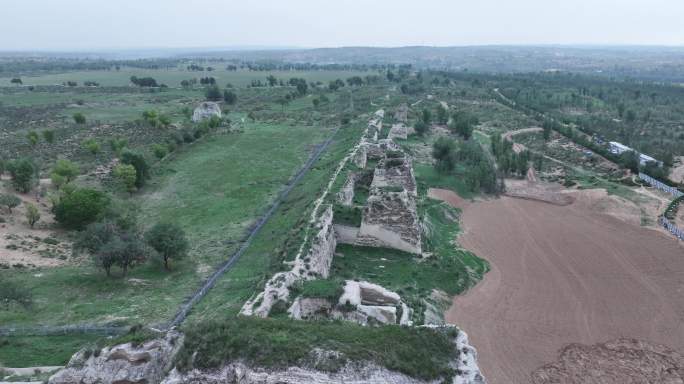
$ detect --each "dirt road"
[438,190,684,383]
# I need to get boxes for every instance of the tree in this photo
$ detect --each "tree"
[158,114,171,127]
[51,159,80,184]
[266,75,278,87]
[10,78,22,85]
[54,188,110,229]
[109,137,128,156]
[414,120,428,136]
[120,151,150,188]
[7,158,36,193]
[223,90,237,105]
[42,130,55,144]
[312,98,320,109]
[145,223,189,270]
[421,109,432,125]
[0,194,21,214]
[113,164,137,193]
[82,139,100,154]
[432,137,457,173]
[25,203,40,228]
[27,131,39,146]
[205,85,222,101]
[105,235,145,277]
[73,112,86,124]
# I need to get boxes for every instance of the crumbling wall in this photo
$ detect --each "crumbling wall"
[370,156,417,196]
[241,205,336,317]
[356,190,422,254]
[337,173,356,207]
[388,123,408,140]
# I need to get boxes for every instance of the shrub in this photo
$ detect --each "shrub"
[73,112,86,124]
[113,164,137,193]
[152,144,168,159]
[26,131,39,146]
[25,203,40,228]
[82,139,100,155]
[0,281,32,309]
[51,159,80,184]
[109,137,128,156]
[42,130,55,143]
[205,85,222,101]
[54,188,110,229]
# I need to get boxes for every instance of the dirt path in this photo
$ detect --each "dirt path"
[438,192,684,384]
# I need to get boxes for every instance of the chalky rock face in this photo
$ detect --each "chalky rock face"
[394,104,409,124]
[356,190,422,254]
[49,331,182,384]
[388,123,408,140]
[163,362,440,384]
[191,101,222,122]
[337,173,356,206]
[353,145,367,168]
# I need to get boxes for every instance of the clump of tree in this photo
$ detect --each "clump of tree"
[109,137,128,156]
[490,134,531,177]
[130,76,158,87]
[145,223,189,270]
[113,164,138,193]
[205,85,222,101]
[54,187,110,230]
[10,77,22,85]
[223,90,237,105]
[50,159,80,188]
[414,108,432,136]
[199,77,216,85]
[288,78,308,96]
[328,79,345,91]
[75,221,145,277]
[120,150,150,189]
[448,111,478,140]
[432,138,501,194]
[7,158,37,193]
[42,130,55,143]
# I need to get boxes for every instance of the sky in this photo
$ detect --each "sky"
[1,0,683,51]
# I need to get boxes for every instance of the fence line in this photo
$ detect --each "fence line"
[639,173,684,198]
[659,216,684,240]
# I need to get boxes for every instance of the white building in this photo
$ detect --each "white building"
[608,141,662,167]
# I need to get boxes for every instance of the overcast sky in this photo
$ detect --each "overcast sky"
[1,0,683,50]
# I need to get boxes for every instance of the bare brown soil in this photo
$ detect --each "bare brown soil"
[531,338,684,384]
[435,189,684,384]
[0,178,71,268]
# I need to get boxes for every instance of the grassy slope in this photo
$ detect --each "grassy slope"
[0,334,101,367]
[0,122,330,329]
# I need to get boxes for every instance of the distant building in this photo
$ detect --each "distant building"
[608,141,662,167]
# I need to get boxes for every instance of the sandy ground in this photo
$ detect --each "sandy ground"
[432,188,684,384]
[669,156,684,184]
[0,178,71,268]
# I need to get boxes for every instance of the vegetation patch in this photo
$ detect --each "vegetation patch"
[176,317,459,381]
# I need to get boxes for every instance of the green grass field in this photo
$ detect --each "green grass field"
[0,121,332,330]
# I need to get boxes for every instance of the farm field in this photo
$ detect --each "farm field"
[442,191,684,383]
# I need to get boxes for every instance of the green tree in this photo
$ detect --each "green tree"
[120,151,150,189]
[414,120,428,136]
[51,159,80,184]
[7,158,36,193]
[432,137,457,172]
[25,203,40,228]
[145,223,189,270]
[109,137,128,156]
[42,130,55,143]
[205,85,222,101]
[27,131,39,146]
[421,109,432,125]
[10,78,22,85]
[54,188,110,229]
[73,112,86,124]
[436,105,449,124]
[223,90,237,105]
[0,194,21,214]
[82,139,100,155]
[113,164,137,193]
[158,114,172,127]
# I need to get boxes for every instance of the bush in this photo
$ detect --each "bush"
[82,139,100,155]
[7,158,37,193]
[113,164,137,193]
[0,194,21,214]
[205,85,222,101]
[73,112,86,124]
[0,281,32,309]
[152,144,168,159]
[54,188,110,229]
[145,222,189,270]
[42,130,55,143]
[25,203,40,228]
[27,131,39,146]
[51,159,80,184]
